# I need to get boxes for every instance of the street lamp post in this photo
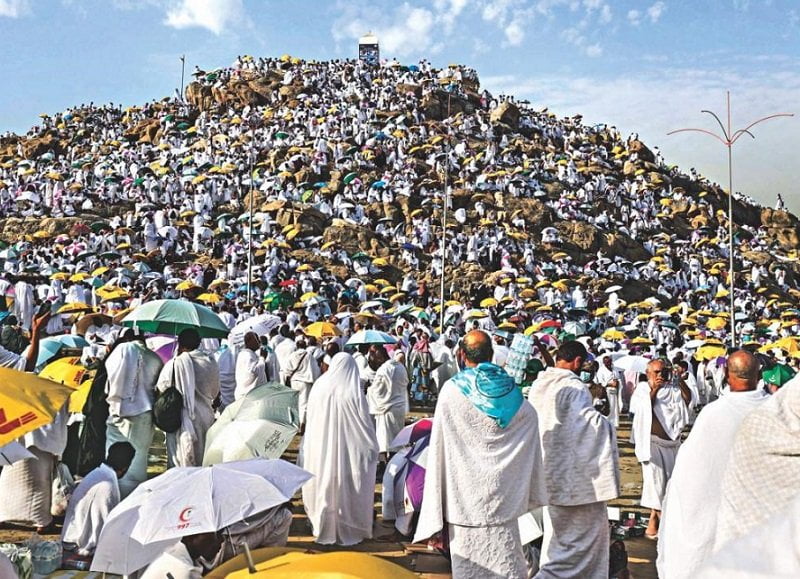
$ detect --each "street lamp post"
[668,92,793,348]
[180,55,186,100]
[438,91,453,336]
[246,148,255,306]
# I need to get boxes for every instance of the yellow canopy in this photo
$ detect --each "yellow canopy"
[176,280,198,291]
[0,367,78,447]
[223,551,417,579]
[197,292,223,305]
[602,329,626,340]
[303,321,342,339]
[40,357,89,388]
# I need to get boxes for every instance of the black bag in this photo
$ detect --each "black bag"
[153,386,183,433]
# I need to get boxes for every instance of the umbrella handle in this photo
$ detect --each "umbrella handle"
[243,542,257,573]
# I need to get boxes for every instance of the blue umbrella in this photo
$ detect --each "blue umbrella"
[371,180,386,189]
[346,330,398,346]
[36,335,89,369]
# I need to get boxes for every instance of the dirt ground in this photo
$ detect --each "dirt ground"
[0,412,656,578]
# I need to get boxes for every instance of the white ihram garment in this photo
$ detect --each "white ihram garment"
[657,389,769,579]
[630,381,689,510]
[301,353,378,545]
[366,359,409,452]
[415,375,546,579]
[156,351,219,467]
[529,367,620,578]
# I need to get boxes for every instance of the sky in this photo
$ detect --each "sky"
[1,0,798,211]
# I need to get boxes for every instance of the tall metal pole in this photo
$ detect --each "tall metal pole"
[246,149,254,305]
[438,92,452,335]
[180,55,186,100]
[668,95,792,349]
[726,93,735,347]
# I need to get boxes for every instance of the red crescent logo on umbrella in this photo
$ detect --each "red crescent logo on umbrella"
[179,507,193,523]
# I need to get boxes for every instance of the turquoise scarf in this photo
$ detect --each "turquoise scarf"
[452,362,523,428]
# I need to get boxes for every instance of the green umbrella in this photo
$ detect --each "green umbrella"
[343,172,358,184]
[121,299,229,338]
[274,132,289,140]
[263,292,294,312]
[90,221,109,233]
[301,190,314,202]
[762,363,796,387]
[177,122,191,131]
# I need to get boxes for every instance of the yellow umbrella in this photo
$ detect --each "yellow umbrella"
[57,302,93,314]
[480,297,498,308]
[69,378,92,414]
[695,345,727,361]
[631,336,654,345]
[373,279,391,287]
[444,300,461,307]
[91,266,110,277]
[602,329,626,340]
[224,551,417,579]
[380,286,396,295]
[197,292,223,305]
[300,292,319,303]
[760,336,799,354]
[209,279,229,290]
[0,367,78,447]
[39,357,89,388]
[297,264,314,272]
[372,257,389,267]
[706,317,727,331]
[303,321,342,339]
[50,272,70,281]
[99,288,131,302]
[176,280,198,291]
[70,272,91,282]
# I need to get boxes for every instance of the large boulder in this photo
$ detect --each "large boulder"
[124,119,160,143]
[185,82,215,111]
[490,101,521,129]
[762,208,797,229]
[628,139,655,164]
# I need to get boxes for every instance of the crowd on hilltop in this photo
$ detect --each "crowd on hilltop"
[0,54,799,577]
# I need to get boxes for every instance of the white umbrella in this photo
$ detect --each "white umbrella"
[605,285,623,293]
[346,329,397,346]
[203,419,297,465]
[229,313,282,346]
[613,355,650,374]
[132,459,310,544]
[92,459,310,574]
[0,441,36,466]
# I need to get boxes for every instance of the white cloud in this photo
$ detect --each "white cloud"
[332,2,441,58]
[164,0,246,35]
[481,65,800,210]
[585,43,603,57]
[647,1,666,23]
[504,20,525,45]
[0,0,30,18]
[627,8,641,25]
[599,4,612,23]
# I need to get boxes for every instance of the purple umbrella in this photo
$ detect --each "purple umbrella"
[145,335,177,363]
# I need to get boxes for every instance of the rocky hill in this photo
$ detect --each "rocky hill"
[1,54,798,306]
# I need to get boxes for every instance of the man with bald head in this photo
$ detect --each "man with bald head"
[630,358,692,539]
[415,329,546,578]
[657,350,768,577]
